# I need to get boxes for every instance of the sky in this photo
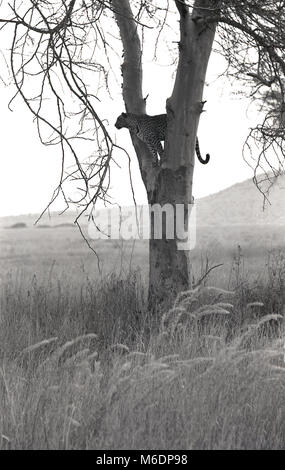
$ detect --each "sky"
[0,16,257,218]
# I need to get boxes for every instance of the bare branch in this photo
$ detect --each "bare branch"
[193,263,224,288]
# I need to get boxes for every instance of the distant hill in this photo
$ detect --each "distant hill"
[0,212,83,229]
[196,174,285,226]
[5,222,27,229]
[1,174,285,229]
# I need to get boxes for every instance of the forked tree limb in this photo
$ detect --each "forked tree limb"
[111,0,159,198]
[174,0,189,18]
[165,0,218,174]
[111,0,145,114]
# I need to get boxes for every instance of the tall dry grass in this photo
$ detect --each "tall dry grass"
[0,270,284,449]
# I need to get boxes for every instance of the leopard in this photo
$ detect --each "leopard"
[115,112,210,165]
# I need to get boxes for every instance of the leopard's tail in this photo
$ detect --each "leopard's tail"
[195,137,210,165]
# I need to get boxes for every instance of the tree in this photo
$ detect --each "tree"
[1,0,285,303]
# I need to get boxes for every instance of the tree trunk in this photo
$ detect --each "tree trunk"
[149,1,217,305]
[147,167,191,306]
[113,0,217,306]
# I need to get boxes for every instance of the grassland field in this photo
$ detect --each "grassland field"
[1,223,285,284]
[0,223,284,449]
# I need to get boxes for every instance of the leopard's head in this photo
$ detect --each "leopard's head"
[115,112,128,129]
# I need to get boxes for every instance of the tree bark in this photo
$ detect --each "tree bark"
[147,167,191,305]
[112,0,158,198]
[149,0,217,304]
[112,0,217,306]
